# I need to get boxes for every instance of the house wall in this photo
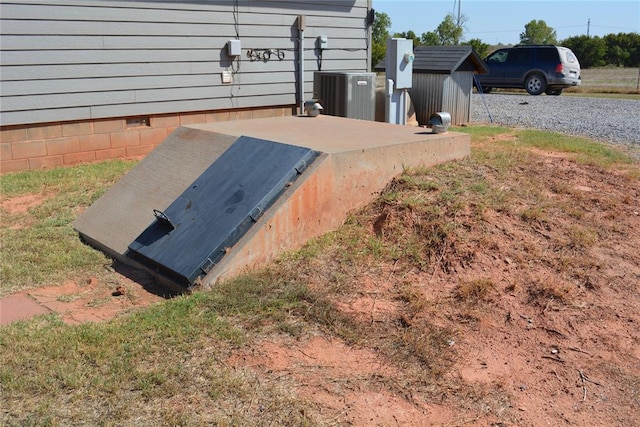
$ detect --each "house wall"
[0,0,371,173]
[0,106,294,173]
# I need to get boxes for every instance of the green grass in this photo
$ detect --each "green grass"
[0,279,316,425]
[0,159,137,197]
[455,125,634,167]
[515,129,633,166]
[0,160,137,296]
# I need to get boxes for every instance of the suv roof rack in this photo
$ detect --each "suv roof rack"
[513,44,556,47]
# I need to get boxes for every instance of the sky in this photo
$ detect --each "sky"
[372,0,640,46]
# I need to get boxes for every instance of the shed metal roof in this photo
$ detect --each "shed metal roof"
[376,45,489,75]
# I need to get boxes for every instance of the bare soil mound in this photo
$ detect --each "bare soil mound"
[229,138,640,426]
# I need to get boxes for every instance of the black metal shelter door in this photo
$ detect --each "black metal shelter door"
[128,136,316,287]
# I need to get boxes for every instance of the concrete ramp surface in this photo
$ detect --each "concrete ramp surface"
[73,126,237,261]
[74,115,470,291]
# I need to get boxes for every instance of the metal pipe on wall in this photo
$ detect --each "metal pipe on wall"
[298,15,306,115]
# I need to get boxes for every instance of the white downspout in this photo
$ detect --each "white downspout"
[298,15,306,115]
[401,89,408,126]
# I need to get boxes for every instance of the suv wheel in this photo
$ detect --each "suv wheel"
[525,73,546,95]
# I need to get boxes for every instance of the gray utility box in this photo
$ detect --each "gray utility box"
[313,71,375,121]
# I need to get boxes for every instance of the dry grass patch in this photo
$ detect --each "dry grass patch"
[568,67,640,95]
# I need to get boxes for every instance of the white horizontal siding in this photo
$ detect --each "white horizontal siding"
[0,0,370,126]
[1,62,219,80]
[1,59,368,96]
[2,4,364,27]
[1,35,366,51]
[1,46,366,66]
[1,93,298,126]
[8,82,301,111]
[12,0,360,17]
[0,58,367,81]
[1,74,289,96]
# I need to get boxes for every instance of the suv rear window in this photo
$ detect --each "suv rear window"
[565,51,578,63]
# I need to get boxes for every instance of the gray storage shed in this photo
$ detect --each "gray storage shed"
[376,45,487,126]
[410,46,488,126]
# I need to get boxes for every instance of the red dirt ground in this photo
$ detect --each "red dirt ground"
[226,148,640,426]
[0,272,165,326]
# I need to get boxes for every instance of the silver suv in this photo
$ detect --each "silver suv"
[476,45,581,95]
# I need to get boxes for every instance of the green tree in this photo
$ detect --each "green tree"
[604,32,640,67]
[626,32,640,66]
[436,13,465,45]
[520,20,557,45]
[371,11,391,70]
[421,31,440,46]
[561,35,606,68]
[463,38,490,58]
[394,30,422,47]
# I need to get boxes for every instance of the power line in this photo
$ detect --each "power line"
[590,24,640,32]
[467,23,637,36]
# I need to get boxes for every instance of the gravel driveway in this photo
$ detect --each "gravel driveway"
[470,93,640,149]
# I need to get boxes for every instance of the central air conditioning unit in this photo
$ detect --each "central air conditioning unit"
[313,71,375,121]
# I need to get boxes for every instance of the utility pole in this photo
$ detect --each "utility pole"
[453,0,462,44]
[452,0,461,24]
[587,18,590,37]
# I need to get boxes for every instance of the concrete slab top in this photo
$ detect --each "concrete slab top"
[189,115,454,154]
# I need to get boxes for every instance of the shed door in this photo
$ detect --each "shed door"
[128,136,317,288]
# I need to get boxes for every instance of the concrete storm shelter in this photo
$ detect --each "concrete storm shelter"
[74,116,470,291]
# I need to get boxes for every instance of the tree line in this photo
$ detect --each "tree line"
[372,11,640,69]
